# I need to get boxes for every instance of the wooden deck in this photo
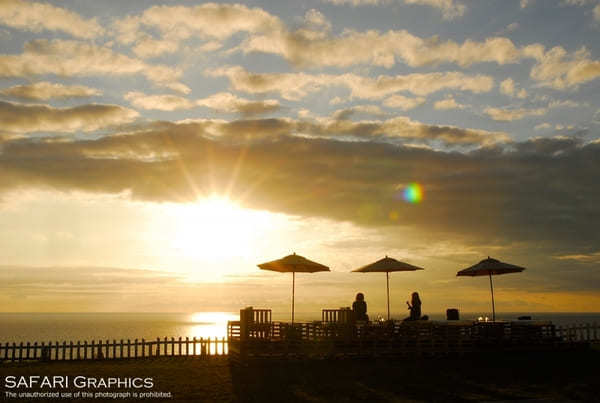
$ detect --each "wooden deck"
[227,307,598,360]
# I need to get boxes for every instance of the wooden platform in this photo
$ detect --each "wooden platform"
[227,308,597,361]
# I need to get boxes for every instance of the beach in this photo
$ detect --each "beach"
[1,349,598,402]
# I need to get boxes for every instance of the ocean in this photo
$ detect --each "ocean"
[1,312,598,344]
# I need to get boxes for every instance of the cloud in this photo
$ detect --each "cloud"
[113,3,283,58]
[125,91,280,115]
[499,78,527,98]
[209,66,493,100]
[484,106,547,121]
[404,0,466,20]
[323,0,466,20]
[0,82,101,101]
[555,251,600,263]
[0,39,189,94]
[190,116,506,146]
[560,0,595,6]
[595,4,600,21]
[434,96,466,110]
[0,128,598,257]
[0,101,138,134]
[330,105,387,120]
[196,92,280,116]
[0,0,104,39]
[131,37,180,59]
[382,94,426,110]
[528,46,600,89]
[125,92,195,111]
[243,28,522,69]
[520,0,533,8]
[534,123,552,130]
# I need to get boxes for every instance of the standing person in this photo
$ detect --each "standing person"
[352,292,369,321]
[405,292,422,321]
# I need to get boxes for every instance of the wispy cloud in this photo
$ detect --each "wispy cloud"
[499,78,527,99]
[124,91,280,116]
[434,96,467,110]
[0,82,101,101]
[0,101,138,134]
[0,39,189,93]
[0,0,104,39]
[383,95,426,110]
[209,66,493,100]
[484,106,547,121]
[404,0,466,20]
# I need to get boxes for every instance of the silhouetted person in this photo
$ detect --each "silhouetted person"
[405,292,422,321]
[352,292,369,321]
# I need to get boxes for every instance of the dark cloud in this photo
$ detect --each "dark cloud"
[0,101,138,133]
[0,122,599,256]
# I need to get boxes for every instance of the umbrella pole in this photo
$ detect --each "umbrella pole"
[386,272,390,321]
[489,273,495,321]
[292,272,295,324]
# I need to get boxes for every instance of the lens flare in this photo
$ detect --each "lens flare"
[403,183,423,204]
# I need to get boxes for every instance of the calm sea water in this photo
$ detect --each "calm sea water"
[0,312,598,343]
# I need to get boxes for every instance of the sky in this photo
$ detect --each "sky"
[0,0,599,316]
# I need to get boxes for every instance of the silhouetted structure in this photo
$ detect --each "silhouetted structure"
[258,253,330,323]
[457,257,525,321]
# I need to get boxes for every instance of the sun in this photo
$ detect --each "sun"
[169,196,273,262]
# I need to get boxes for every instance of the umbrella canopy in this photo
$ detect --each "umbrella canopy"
[457,257,525,321]
[353,256,424,320]
[258,253,329,323]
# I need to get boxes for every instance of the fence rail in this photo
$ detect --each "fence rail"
[0,337,227,362]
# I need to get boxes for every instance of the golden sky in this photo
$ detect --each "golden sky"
[0,0,599,316]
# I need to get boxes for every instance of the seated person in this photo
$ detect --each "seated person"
[352,292,369,321]
[404,291,422,321]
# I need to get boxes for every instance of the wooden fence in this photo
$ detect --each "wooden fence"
[0,337,227,362]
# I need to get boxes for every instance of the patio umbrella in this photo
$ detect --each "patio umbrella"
[456,257,525,321]
[258,253,329,323]
[353,256,424,320]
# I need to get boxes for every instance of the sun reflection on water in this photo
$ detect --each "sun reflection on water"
[187,312,239,340]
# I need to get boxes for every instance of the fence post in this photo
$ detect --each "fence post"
[83,341,88,360]
[193,337,197,356]
[69,341,73,360]
[141,339,145,358]
[178,337,182,356]
[76,341,81,360]
[185,337,189,356]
